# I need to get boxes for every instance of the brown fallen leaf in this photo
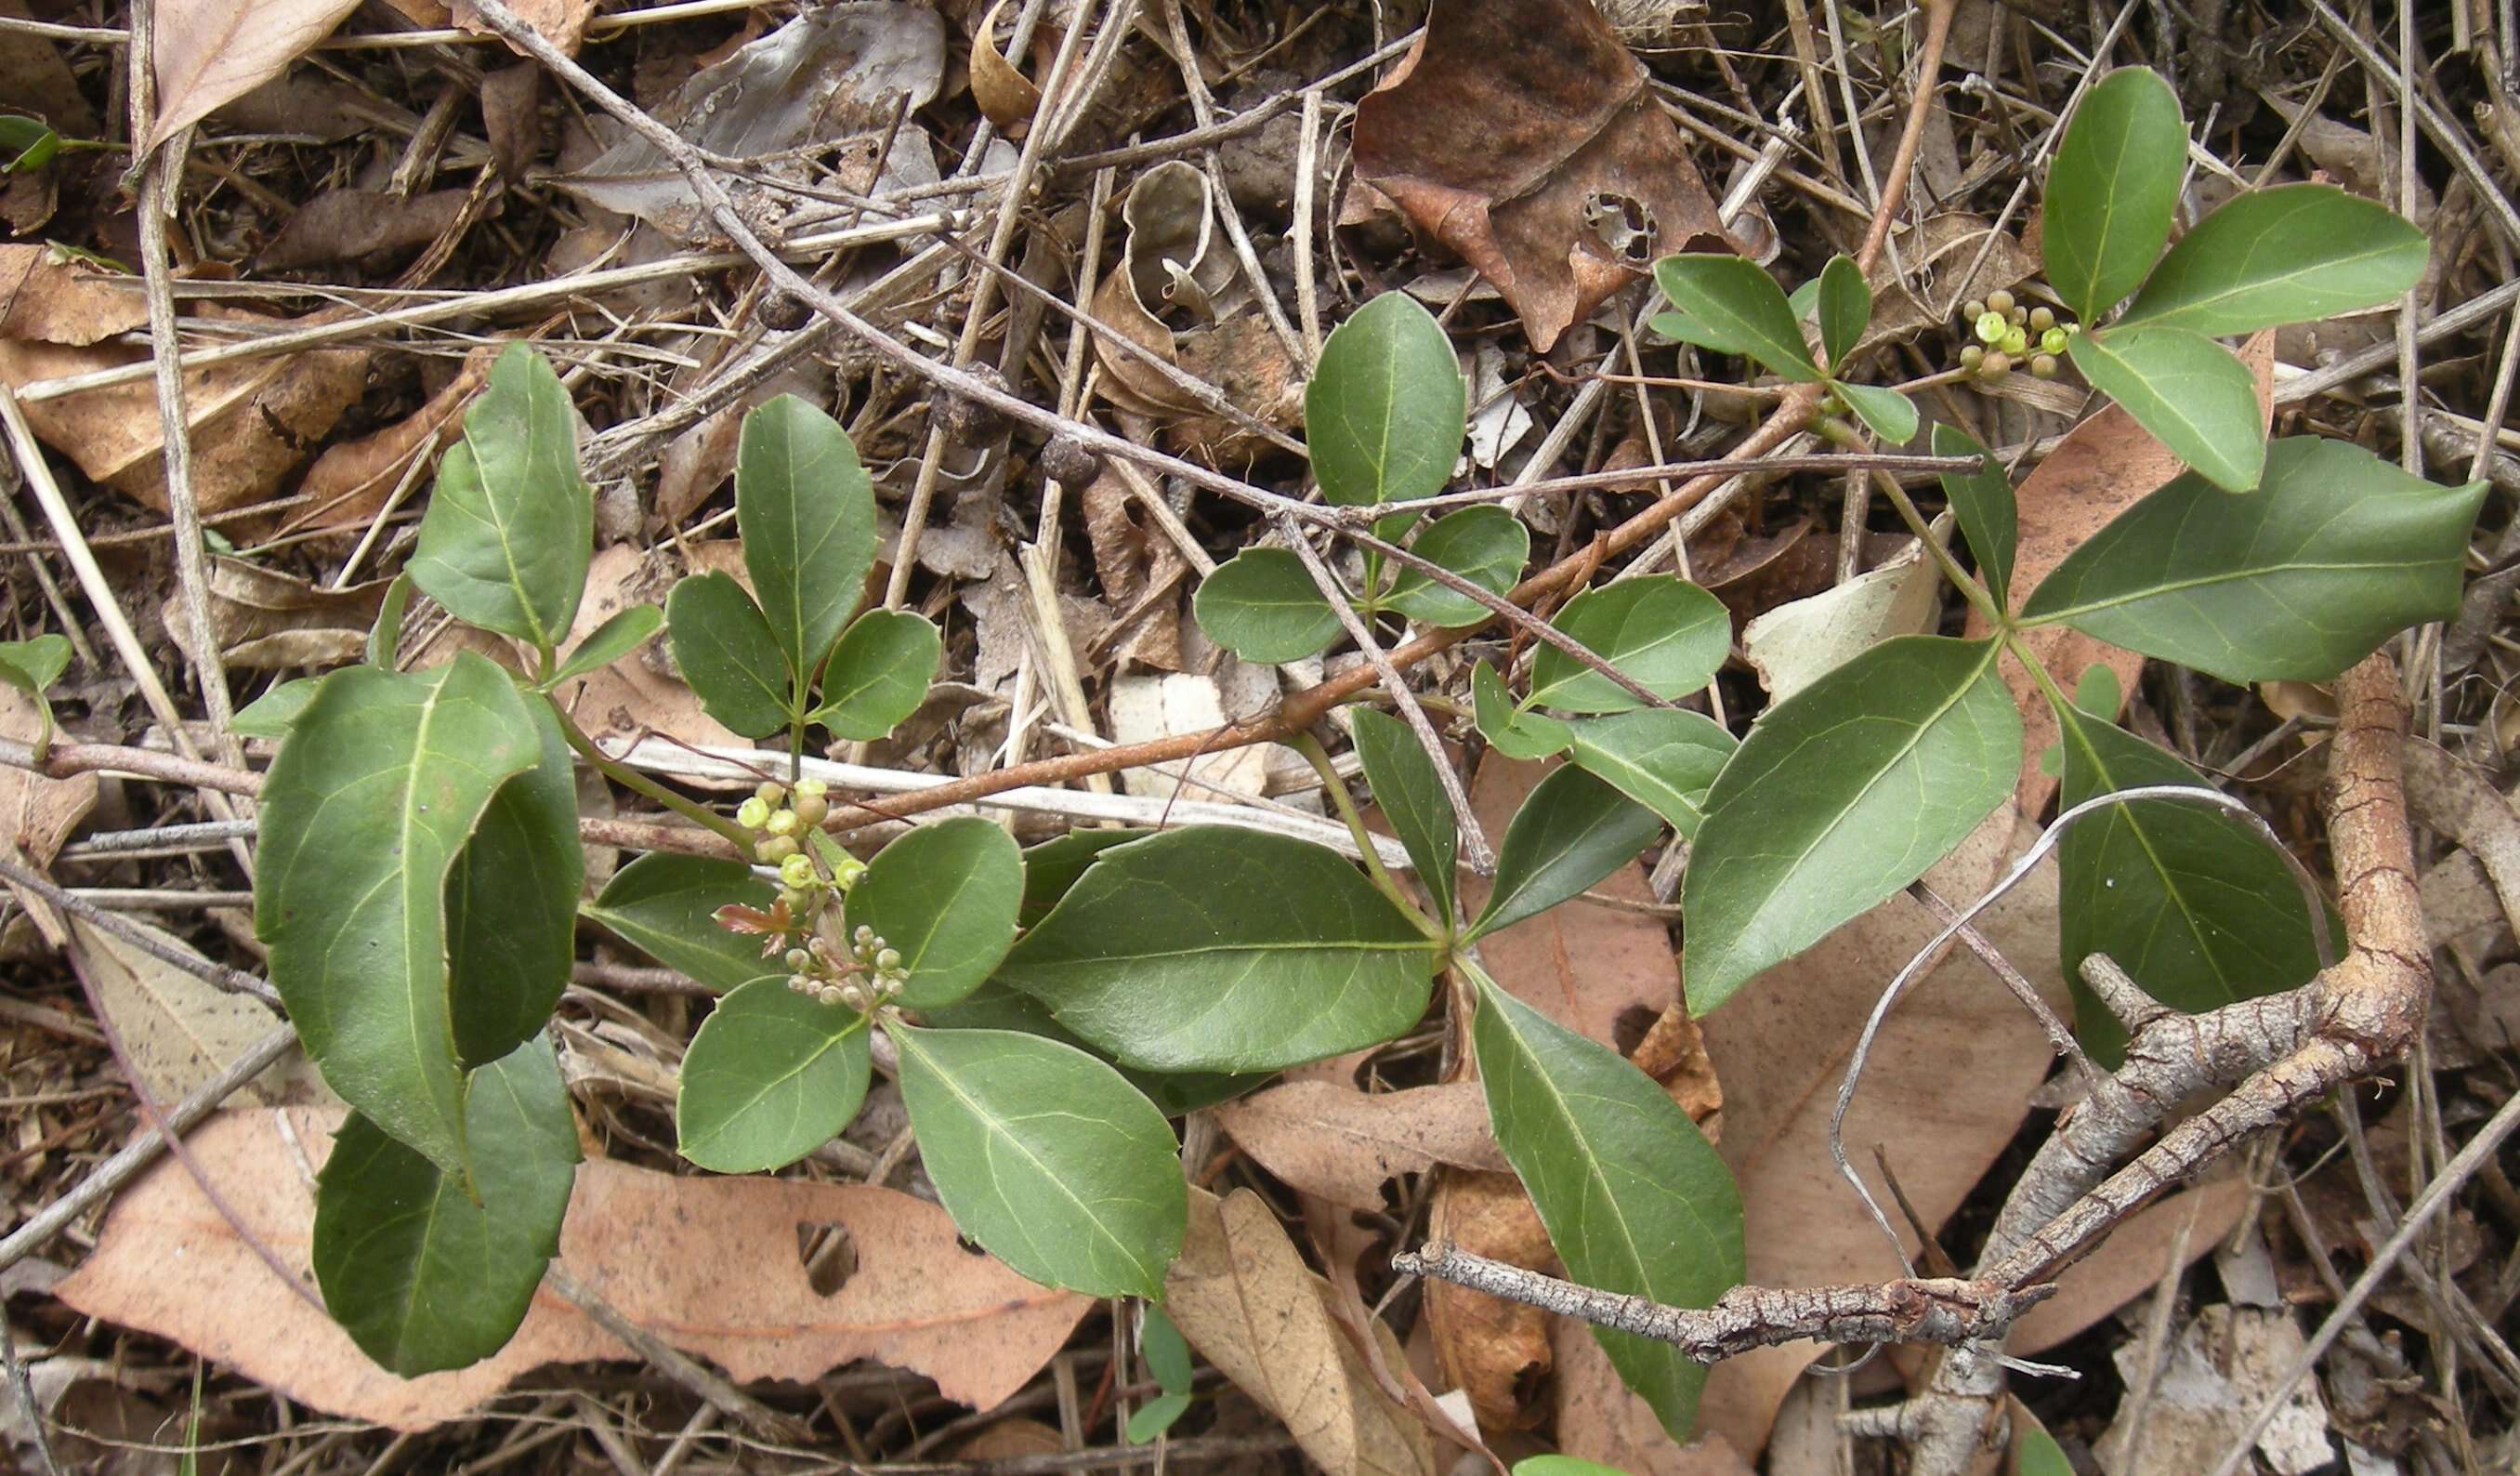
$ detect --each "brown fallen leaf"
[0,684,93,946]
[162,558,392,672]
[56,1108,1093,1430]
[968,0,1042,133]
[1426,1169,1556,1430]
[2007,1172,2250,1356]
[1164,1187,1436,1476]
[143,0,364,156]
[1693,809,2062,1458]
[68,916,324,1108]
[1214,1080,1507,1212]
[1974,332,2273,816]
[257,188,475,270]
[1351,0,1734,351]
[452,0,599,55]
[1551,1319,1756,1476]
[286,347,493,537]
[0,246,145,345]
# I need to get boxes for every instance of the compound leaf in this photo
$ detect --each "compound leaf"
[889,1021,1188,1298]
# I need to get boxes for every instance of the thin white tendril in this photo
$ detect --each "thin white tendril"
[1825,784,2337,1279]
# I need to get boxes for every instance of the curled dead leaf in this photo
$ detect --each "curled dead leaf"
[1426,1169,1555,1431]
[969,0,1043,133]
[287,346,493,537]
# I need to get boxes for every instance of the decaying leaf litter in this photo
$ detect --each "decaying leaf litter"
[2,1,2519,1473]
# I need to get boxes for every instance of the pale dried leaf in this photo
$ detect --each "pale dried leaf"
[0,245,146,346]
[1214,1081,1507,1212]
[1742,520,1950,704]
[1551,1318,1757,1476]
[1107,673,1271,801]
[0,684,93,946]
[56,1109,1092,1430]
[67,916,318,1107]
[2100,1306,2332,1476]
[452,0,598,55]
[287,347,493,536]
[968,0,1041,132]
[1425,1169,1555,1430]
[1164,1187,1436,1476]
[146,0,365,154]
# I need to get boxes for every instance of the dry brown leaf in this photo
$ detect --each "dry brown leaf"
[1214,1080,1507,1212]
[1164,1187,1436,1476]
[1975,333,2273,816]
[67,916,319,1108]
[144,0,365,155]
[453,0,599,55]
[1426,1169,1556,1430]
[968,0,1042,132]
[163,558,391,673]
[1456,753,1676,1047]
[2007,1172,2250,1356]
[258,188,474,270]
[1350,0,1733,351]
[0,1,93,134]
[0,246,145,346]
[1080,468,1184,671]
[480,62,545,179]
[287,346,492,537]
[1551,1318,1757,1476]
[0,684,92,946]
[1693,809,2062,1457]
[549,545,745,755]
[56,1108,1093,1430]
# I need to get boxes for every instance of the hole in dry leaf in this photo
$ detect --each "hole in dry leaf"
[795,1220,857,1297]
[1611,1004,1658,1057]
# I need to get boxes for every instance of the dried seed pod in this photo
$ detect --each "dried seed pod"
[1041,433,1103,487]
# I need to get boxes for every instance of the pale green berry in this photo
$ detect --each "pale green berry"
[853,924,875,948]
[2028,307,2055,332]
[1962,298,1988,323]
[2030,353,2060,379]
[875,948,902,972]
[1975,310,2007,344]
[792,791,830,826]
[765,808,800,837]
[1987,289,2015,316]
[2001,327,2029,357]
[756,835,800,863]
[735,797,771,831]
[2041,327,2068,355]
[779,885,813,913]
[755,780,785,808]
[779,853,818,889]
[1959,344,1985,370]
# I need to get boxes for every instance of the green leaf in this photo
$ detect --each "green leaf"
[584,852,774,994]
[1018,830,1150,928]
[665,571,793,738]
[1126,1393,1193,1443]
[1384,507,1529,628]
[2067,327,2264,492]
[1469,969,1744,1439]
[230,678,319,739]
[809,608,940,740]
[367,573,412,669]
[1683,636,2019,1014]
[676,977,872,1172]
[1469,766,1661,941]
[1933,424,2016,606]
[850,817,1023,1008]
[311,1035,577,1376]
[0,114,61,173]
[2043,67,2185,321]
[2117,183,2428,336]
[408,343,593,653]
[1473,661,1572,760]
[2054,702,2320,1066]
[0,634,71,690]
[257,654,543,1178]
[1192,548,1341,663]
[2015,1410,2074,1476]
[2019,437,2487,682]
[1306,291,1467,507]
[888,1021,1188,1298]
[1834,380,1918,445]
[1650,255,1823,382]
[921,980,1265,1115]
[443,700,579,1068]
[543,604,663,689]
[737,394,877,687]
[1815,254,1870,371]
[1565,708,1736,837]
[998,827,1440,1073]
[1348,706,1459,925]
[1516,1461,1626,1476]
[1529,576,1729,714]
[1142,1305,1194,1390]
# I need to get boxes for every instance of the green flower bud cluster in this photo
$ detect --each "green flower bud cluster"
[783,924,909,1010]
[738,777,833,867]
[1957,289,2076,384]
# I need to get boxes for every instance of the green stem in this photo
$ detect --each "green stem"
[1291,731,1442,941]
[1872,469,2009,632]
[546,697,755,850]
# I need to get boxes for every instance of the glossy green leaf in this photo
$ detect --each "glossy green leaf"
[1565,708,1736,837]
[1384,507,1529,627]
[1683,636,2019,1014]
[257,654,543,1178]
[1835,380,1918,445]
[0,114,60,173]
[998,826,1439,1072]
[444,700,579,1068]
[1470,766,1661,941]
[1815,254,1870,371]
[1349,706,1458,925]
[2117,183,2427,336]
[1933,424,2016,606]
[2020,437,2487,681]
[920,980,1265,1115]
[366,573,412,669]
[677,977,871,1172]
[1018,830,1150,928]
[665,571,792,738]
[1651,254,1823,382]
[1469,969,1743,1439]
[584,852,774,994]
[2015,1411,2074,1476]
[544,604,663,689]
[2044,67,2185,321]
[737,394,877,686]
[889,1021,1188,1298]
[1473,661,1572,760]
[1126,1393,1193,1443]
[2055,702,2320,1065]
[0,633,71,691]
[230,678,319,739]
[408,343,593,653]
[311,1035,577,1376]
[810,608,940,740]
[850,817,1022,1008]
[2068,326,2264,492]
[1529,576,1729,714]
[1307,291,1467,507]
[1193,547,1341,664]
